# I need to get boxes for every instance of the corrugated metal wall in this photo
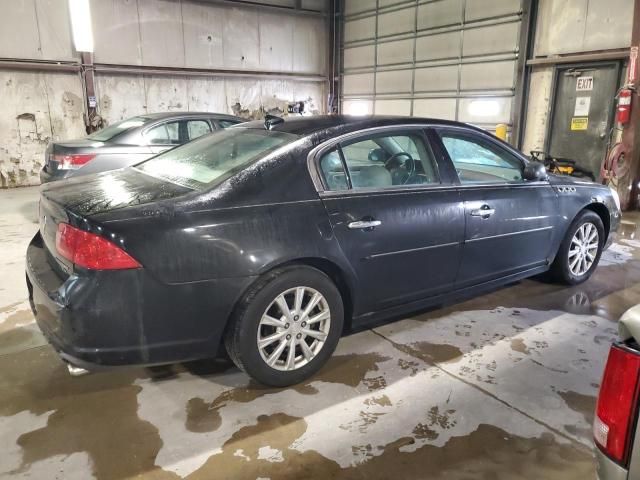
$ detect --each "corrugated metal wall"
[341,0,523,132]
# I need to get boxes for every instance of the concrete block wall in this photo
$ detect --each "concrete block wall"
[0,0,328,187]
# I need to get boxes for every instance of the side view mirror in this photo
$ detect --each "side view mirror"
[523,161,548,182]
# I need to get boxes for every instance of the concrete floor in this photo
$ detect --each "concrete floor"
[2,186,640,480]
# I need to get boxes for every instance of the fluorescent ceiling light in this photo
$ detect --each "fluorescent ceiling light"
[346,101,370,116]
[69,0,94,52]
[468,99,501,117]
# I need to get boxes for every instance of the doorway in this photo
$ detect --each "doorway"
[546,62,621,181]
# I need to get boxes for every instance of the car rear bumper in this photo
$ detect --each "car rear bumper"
[26,231,255,369]
[595,447,628,480]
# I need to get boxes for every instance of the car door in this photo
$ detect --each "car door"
[315,126,465,316]
[434,127,558,288]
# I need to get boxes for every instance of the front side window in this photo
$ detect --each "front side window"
[319,132,439,191]
[137,128,299,190]
[440,132,523,184]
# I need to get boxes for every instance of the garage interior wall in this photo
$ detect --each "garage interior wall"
[521,0,634,155]
[340,0,523,135]
[0,0,328,188]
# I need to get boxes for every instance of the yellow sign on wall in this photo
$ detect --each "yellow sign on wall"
[571,117,589,131]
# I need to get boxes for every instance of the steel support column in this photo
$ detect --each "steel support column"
[620,0,640,209]
[80,52,100,133]
[514,0,537,149]
[327,0,342,114]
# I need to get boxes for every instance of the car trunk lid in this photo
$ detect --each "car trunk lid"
[39,168,192,271]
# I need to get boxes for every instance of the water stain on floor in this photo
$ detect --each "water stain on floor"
[510,338,530,355]
[406,341,464,364]
[557,390,597,426]
[186,421,594,480]
[1,348,174,480]
[313,353,392,387]
[183,352,391,434]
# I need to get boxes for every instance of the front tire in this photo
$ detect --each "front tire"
[224,265,344,387]
[551,210,605,285]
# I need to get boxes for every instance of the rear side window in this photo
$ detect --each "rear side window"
[440,132,524,184]
[187,120,211,140]
[319,132,439,191]
[320,149,349,191]
[145,121,181,145]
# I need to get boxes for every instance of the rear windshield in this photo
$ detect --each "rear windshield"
[135,128,299,190]
[87,116,149,142]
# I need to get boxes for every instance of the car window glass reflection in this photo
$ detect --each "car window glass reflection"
[441,134,523,184]
[336,134,440,190]
[137,128,299,190]
[219,120,241,128]
[320,149,349,191]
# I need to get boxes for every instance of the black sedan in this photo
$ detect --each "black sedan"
[26,115,621,386]
[40,111,243,183]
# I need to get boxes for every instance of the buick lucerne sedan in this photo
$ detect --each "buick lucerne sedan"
[40,112,244,183]
[26,115,621,386]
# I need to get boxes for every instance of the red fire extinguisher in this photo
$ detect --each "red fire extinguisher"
[617,87,633,124]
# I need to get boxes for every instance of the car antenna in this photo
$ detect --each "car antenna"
[264,114,284,130]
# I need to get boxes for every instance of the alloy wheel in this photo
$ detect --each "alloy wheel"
[568,222,599,277]
[257,286,331,371]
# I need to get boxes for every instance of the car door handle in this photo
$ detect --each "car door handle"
[470,206,495,218]
[348,220,382,229]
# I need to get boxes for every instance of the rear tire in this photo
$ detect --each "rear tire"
[224,265,344,387]
[550,210,605,285]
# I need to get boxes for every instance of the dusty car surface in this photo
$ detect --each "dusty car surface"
[40,112,243,183]
[26,115,621,386]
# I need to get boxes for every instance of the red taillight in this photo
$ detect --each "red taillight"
[594,344,640,464]
[55,223,141,270]
[53,153,96,169]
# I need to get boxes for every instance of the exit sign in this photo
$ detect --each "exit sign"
[576,76,594,91]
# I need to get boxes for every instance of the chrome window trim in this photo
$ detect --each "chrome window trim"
[307,123,448,194]
[434,125,547,187]
[434,124,530,166]
[306,123,547,195]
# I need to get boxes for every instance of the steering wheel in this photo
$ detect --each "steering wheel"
[384,151,413,169]
[384,151,415,184]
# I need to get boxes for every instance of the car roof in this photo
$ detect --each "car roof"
[141,112,244,121]
[239,115,487,138]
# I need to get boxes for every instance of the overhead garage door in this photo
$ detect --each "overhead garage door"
[341,0,523,133]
